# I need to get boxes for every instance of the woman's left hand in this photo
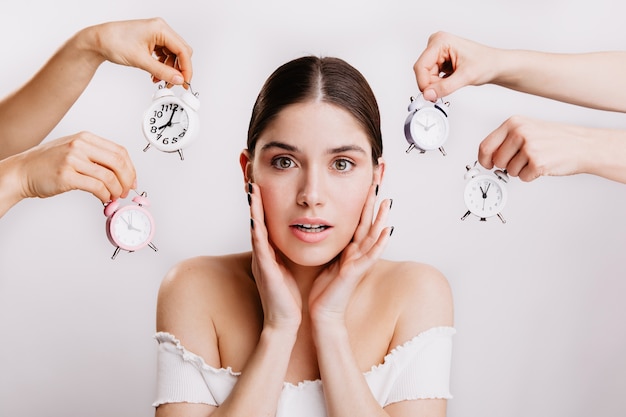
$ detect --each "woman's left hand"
[308,184,393,327]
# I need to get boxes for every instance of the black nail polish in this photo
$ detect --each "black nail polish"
[248,182,253,194]
[389,226,395,236]
[250,218,254,229]
[247,193,252,206]
[375,184,379,196]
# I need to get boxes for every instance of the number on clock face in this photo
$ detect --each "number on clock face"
[464,177,506,217]
[410,107,448,149]
[146,102,189,147]
[112,209,153,248]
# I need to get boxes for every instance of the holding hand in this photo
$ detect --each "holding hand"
[247,182,303,332]
[478,116,626,183]
[79,17,193,86]
[308,184,393,326]
[413,31,498,102]
[0,132,136,217]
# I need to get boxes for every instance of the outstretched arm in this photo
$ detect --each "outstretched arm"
[478,115,626,183]
[0,132,136,218]
[414,31,626,112]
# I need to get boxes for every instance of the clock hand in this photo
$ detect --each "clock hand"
[158,108,178,129]
[415,119,428,129]
[480,186,488,211]
[127,212,135,230]
[121,215,131,227]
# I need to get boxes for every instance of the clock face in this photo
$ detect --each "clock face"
[464,175,507,218]
[408,107,449,150]
[108,206,154,251]
[143,100,190,151]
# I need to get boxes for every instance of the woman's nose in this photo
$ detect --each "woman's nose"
[296,167,325,207]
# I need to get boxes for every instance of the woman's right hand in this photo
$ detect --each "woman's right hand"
[247,182,303,332]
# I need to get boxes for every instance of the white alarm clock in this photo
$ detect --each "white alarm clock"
[142,83,200,160]
[461,162,509,223]
[404,93,450,156]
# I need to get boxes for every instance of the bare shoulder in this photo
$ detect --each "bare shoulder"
[156,252,256,363]
[373,260,454,345]
[158,252,252,296]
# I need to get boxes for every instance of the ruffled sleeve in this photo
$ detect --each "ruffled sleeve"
[152,332,239,408]
[365,326,456,407]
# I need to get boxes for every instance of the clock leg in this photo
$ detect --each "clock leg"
[148,242,159,252]
[405,143,416,154]
[143,143,151,152]
[461,210,471,221]
[497,213,507,224]
[177,149,184,161]
[438,146,447,156]
[111,246,121,260]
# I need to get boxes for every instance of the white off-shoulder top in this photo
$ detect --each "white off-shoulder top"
[153,326,455,416]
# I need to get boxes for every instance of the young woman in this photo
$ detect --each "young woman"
[154,56,454,417]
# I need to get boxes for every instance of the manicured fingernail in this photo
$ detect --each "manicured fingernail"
[250,218,254,229]
[172,74,184,85]
[375,184,379,196]
[424,88,437,102]
[389,226,395,236]
[248,182,253,194]
[247,193,252,206]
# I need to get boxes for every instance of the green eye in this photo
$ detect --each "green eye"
[272,156,295,169]
[333,159,353,172]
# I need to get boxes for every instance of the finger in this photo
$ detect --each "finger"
[248,182,273,260]
[80,136,137,198]
[370,198,392,238]
[72,157,124,201]
[352,183,378,243]
[151,23,194,84]
[517,163,542,182]
[414,43,467,100]
[503,150,529,178]
[490,130,525,171]
[361,198,392,252]
[69,171,115,203]
[414,46,444,94]
[478,121,510,169]
[349,222,394,279]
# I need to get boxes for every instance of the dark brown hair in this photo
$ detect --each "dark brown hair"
[247,56,382,163]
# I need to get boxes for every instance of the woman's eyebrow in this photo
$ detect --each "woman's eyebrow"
[327,145,366,155]
[259,142,366,155]
[260,141,299,152]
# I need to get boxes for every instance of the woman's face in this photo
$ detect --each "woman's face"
[241,101,384,267]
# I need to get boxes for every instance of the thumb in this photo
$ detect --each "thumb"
[138,55,185,85]
[423,73,468,102]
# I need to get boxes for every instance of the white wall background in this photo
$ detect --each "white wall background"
[1,1,625,416]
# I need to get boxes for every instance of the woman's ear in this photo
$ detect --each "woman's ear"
[239,149,254,183]
[373,157,386,186]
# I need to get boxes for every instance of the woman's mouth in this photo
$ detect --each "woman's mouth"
[289,220,332,243]
[293,223,330,233]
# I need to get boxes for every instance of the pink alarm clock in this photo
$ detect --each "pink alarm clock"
[104,192,158,260]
